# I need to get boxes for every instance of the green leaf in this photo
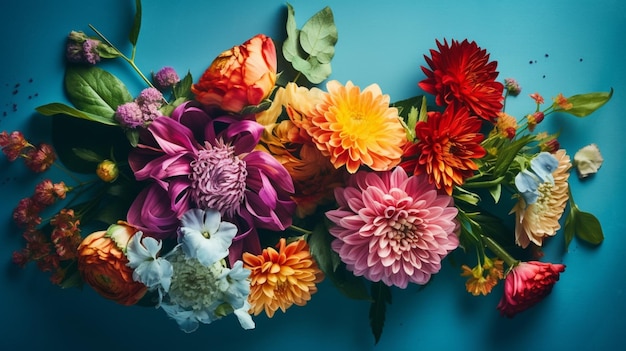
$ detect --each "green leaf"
[307,221,370,300]
[64,66,133,118]
[125,128,140,147]
[95,42,121,59]
[301,58,332,84]
[173,71,193,100]
[36,102,119,126]
[282,3,302,64]
[564,206,576,250]
[308,221,341,274]
[369,282,392,344]
[129,0,142,46]
[560,88,613,117]
[299,6,337,64]
[282,3,336,84]
[493,135,535,176]
[564,204,604,248]
[72,148,104,163]
[51,115,131,173]
[574,210,604,245]
[240,99,272,115]
[488,184,502,203]
[59,270,83,289]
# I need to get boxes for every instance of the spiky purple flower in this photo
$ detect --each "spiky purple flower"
[127,101,296,263]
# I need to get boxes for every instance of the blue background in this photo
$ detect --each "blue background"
[1,1,624,350]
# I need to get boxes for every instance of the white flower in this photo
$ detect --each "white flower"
[126,232,173,293]
[574,143,603,178]
[178,208,238,267]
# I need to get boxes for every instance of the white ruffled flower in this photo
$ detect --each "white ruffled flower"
[574,143,603,178]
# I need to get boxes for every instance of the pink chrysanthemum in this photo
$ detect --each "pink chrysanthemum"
[128,101,296,263]
[326,167,459,288]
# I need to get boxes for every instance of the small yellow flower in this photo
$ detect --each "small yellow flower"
[461,256,504,296]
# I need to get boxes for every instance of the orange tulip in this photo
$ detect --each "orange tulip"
[77,227,147,306]
[192,34,277,113]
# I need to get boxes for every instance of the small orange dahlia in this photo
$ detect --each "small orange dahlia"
[243,238,324,317]
[401,103,486,195]
[461,257,504,296]
[305,80,407,173]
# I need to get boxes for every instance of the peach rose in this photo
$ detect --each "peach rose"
[192,34,277,113]
[77,225,147,306]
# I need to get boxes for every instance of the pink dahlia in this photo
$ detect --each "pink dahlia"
[128,101,296,263]
[326,167,459,288]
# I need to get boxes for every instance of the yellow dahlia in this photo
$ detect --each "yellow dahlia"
[243,238,324,317]
[257,83,346,218]
[511,149,571,248]
[305,80,407,173]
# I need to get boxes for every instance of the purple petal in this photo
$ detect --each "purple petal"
[127,184,179,239]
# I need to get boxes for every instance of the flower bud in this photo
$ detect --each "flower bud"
[96,159,119,182]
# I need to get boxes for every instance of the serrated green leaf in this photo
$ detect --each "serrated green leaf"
[64,66,133,118]
[299,6,337,63]
[574,210,604,245]
[36,102,119,126]
[559,88,613,117]
[72,148,103,163]
[369,282,392,344]
[129,0,142,46]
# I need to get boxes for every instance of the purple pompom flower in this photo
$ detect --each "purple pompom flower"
[154,67,180,89]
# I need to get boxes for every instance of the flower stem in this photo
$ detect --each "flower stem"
[88,24,155,89]
[481,235,519,268]
[289,225,312,236]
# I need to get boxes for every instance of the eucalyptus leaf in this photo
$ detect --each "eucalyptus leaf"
[36,102,119,126]
[301,58,332,84]
[369,282,392,345]
[282,3,302,64]
[299,6,337,63]
[129,0,142,46]
[560,88,613,117]
[64,66,133,117]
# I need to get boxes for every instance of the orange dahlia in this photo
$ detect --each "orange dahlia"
[243,238,323,317]
[401,103,486,195]
[304,80,407,173]
[419,39,504,122]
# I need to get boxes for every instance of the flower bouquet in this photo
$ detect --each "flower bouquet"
[3,0,612,343]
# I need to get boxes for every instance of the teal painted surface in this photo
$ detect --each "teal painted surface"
[1,1,624,350]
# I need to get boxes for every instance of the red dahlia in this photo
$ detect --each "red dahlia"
[419,39,504,122]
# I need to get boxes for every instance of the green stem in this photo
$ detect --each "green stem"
[481,235,519,268]
[88,24,155,90]
[289,225,312,236]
